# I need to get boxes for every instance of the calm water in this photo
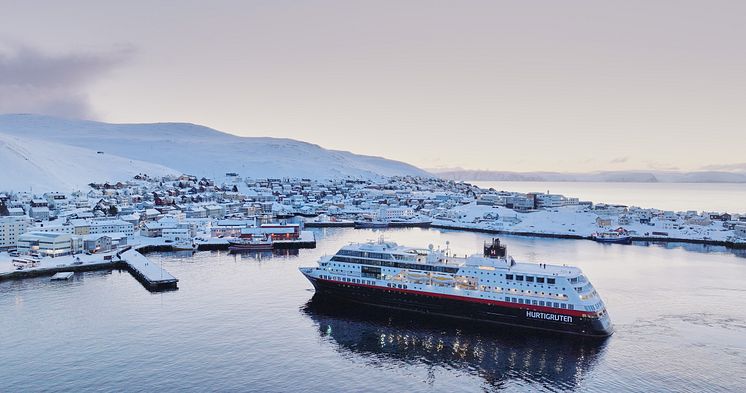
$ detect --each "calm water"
[2,228,746,392]
[470,181,746,213]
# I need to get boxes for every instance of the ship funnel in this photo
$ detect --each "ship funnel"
[484,238,507,259]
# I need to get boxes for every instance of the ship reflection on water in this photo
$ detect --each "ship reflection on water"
[302,295,608,390]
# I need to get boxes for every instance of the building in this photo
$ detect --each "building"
[29,205,50,221]
[0,216,31,250]
[17,232,76,257]
[596,217,612,227]
[163,227,191,241]
[533,193,567,209]
[29,223,75,234]
[373,207,414,221]
[88,219,135,237]
[83,235,112,253]
[735,225,746,239]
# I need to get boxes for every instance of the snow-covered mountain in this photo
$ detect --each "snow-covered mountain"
[0,114,430,191]
[433,169,746,183]
[0,133,178,192]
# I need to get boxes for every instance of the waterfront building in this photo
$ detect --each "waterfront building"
[17,232,76,257]
[0,216,31,250]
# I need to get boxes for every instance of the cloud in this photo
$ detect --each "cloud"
[0,45,132,119]
[609,156,629,164]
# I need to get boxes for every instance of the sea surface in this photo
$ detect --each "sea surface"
[2,228,746,392]
[470,181,746,213]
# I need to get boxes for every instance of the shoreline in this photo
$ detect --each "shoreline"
[430,223,746,249]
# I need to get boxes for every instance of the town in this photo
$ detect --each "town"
[2,173,746,286]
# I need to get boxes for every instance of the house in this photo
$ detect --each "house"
[596,217,612,227]
[204,205,225,219]
[7,207,25,216]
[735,225,746,239]
[83,235,113,253]
[29,205,50,221]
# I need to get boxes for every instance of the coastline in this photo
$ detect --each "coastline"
[430,222,746,249]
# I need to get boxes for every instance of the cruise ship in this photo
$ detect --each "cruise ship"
[299,238,613,337]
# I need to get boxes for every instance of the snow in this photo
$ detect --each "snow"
[434,203,736,242]
[0,132,178,192]
[0,114,430,190]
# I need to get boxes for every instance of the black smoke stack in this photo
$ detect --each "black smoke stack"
[484,238,507,259]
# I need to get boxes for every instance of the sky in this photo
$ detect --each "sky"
[1,0,745,173]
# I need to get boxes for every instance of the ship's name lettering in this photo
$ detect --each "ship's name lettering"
[526,311,572,323]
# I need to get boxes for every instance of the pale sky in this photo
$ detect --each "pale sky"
[1,1,745,172]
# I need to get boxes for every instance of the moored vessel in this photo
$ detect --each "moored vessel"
[591,229,632,244]
[300,238,613,337]
[228,234,274,251]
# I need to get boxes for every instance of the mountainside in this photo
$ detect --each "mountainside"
[434,169,746,183]
[0,133,178,192]
[0,114,430,191]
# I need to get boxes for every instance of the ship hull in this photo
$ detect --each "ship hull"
[228,244,274,251]
[592,236,632,244]
[353,221,389,228]
[302,273,612,338]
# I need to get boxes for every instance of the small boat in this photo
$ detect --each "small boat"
[51,272,74,281]
[228,234,274,251]
[591,230,632,244]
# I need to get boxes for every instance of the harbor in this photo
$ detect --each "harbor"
[0,246,178,292]
[3,227,745,392]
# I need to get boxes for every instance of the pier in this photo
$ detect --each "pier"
[119,249,179,291]
[0,248,178,292]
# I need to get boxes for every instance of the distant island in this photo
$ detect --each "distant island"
[431,169,746,183]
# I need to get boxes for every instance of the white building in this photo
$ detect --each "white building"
[88,219,135,237]
[163,227,191,241]
[0,216,31,249]
[17,232,77,257]
[29,205,50,221]
[30,224,75,234]
[373,207,414,221]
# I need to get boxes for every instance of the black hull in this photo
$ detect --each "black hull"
[304,275,612,338]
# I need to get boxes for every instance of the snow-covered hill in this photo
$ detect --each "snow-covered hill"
[0,114,430,191]
[434,169,746,183]
[0,133,178,192]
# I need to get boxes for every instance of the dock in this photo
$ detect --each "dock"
[0,248,178,292]
[119,249,179,291]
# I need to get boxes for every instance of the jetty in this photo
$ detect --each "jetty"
[119,248,179,291]
[0,248,178,292]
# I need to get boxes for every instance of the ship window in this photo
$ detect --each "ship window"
[512,297,517,302]
[532,300,537,305]
[515,275,524,281]
[547,278,556,285]
[539,301,545,306]
[568,304,574,310]
[537,277,545,283]
[561,304,566,309]
[526,276,534,282]
[506,274,513,280]
[554,302,559,308]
